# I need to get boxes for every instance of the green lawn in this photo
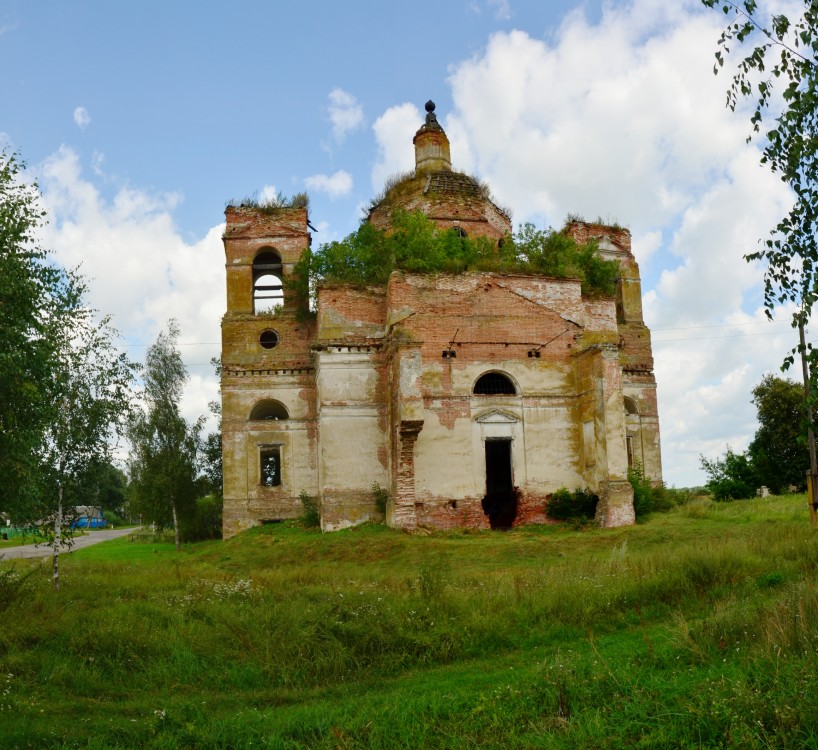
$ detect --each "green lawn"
[2,496,818,748]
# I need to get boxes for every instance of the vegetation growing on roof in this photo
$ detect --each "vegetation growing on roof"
[564,212,625,231]
[287,210,619,307]
[367,171,418,213]
[226,190,310,214]
[368,170,512,219]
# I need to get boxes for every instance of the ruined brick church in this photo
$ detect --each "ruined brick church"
[220,101,661,537]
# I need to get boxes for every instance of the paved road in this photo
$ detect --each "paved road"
[0,527,140,560]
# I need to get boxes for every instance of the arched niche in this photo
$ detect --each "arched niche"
[249,399,289,421]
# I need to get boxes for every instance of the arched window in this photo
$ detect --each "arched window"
[452,226,468,238]
[249,399,289,421]
[473,372,516,396]
[624,396,641,469]
[253,250,284,314]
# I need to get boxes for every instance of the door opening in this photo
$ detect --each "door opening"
[482,439,517,529]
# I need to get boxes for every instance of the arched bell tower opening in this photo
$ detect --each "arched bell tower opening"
[253,250,284,314]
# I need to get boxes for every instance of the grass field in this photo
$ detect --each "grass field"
[2,495,818,748]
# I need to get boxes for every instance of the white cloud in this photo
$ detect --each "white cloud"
[259,184,279,203]
[487,0,512,20]
[91,151,105,176]
[446,7,750,229]
[362,0,799,485]
[73,106,91,129]
[371,102,422,191]
[328,88,364,141]
[36,146,223,429]
[305,170,353,199]
[631,230,662,267]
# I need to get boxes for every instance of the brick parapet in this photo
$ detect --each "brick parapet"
[564,220,632,254]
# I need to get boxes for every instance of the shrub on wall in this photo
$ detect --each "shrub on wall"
[546,487,599,522]
[628,463,676,517]
[299,491,320,528]
[371,484,390,517]
[287,211,619,307]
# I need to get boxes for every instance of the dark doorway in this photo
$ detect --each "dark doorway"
[482,439,518,529]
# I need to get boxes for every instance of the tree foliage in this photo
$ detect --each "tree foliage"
[84,459,129,514]
[0,151,136,587]
[0,151,75,517]
[201,358,223,498]
[37,304,136,509]
[747,374,810,492]
[700,447,760,501]
[201,401,222,497]
[703,1,818,346]
[289,210,619,306]
[700,375,808,498]
[36,301,136,588]
[127,320,203,550]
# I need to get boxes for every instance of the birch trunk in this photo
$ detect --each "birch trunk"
[172,500,180,551]
[53,485,62,591]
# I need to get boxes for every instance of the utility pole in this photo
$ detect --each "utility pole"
[798,316,818,526]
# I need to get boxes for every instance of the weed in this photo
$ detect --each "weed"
[299,490,320,528]
[371,483,389,516]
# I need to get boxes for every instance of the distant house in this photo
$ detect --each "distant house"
[72,506,106,529]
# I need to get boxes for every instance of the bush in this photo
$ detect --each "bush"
[288,211,620,309]
[180,494,223,541]
[628,463,655,517]
[700,448,759,501]
[627,463,678,517]
[102,509,127,527]
[299,491,320,528]
[372,483,389,517]
[546,487,599,522]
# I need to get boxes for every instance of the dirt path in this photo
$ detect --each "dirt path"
[0,527,140,560]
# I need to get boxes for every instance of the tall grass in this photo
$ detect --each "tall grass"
[1,494,817,747]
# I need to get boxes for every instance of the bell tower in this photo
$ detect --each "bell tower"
[221,204,318,538]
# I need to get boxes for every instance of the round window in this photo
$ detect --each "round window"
[259,330,279,349]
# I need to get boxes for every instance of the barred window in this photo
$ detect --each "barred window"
[260,446,281,487]
[473,372,516,395]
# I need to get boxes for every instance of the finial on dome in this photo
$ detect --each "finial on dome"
[414,98,451,172]
[424,99,440,129]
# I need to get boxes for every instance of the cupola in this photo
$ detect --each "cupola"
[413,100,451,173]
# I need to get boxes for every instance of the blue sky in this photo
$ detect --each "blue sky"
[0,0,802,486]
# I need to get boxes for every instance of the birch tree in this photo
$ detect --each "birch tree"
[37,291,136,590]
[127,321,203,551]
[0,151,72,519]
